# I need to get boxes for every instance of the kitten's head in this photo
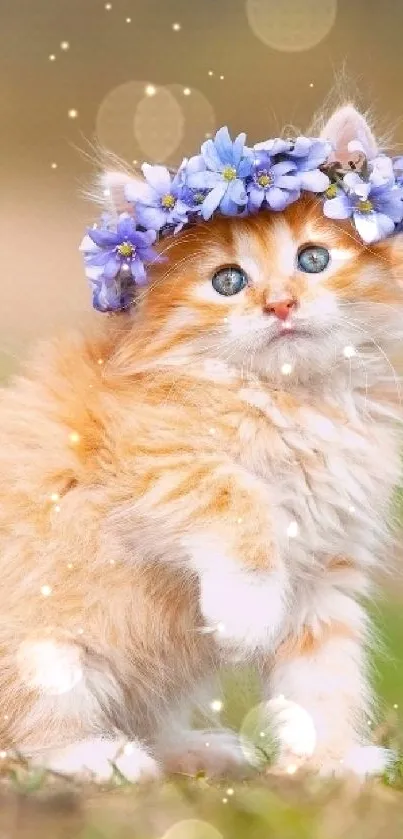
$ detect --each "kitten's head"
[105,106,403,383]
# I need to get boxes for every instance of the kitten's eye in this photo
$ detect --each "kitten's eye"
[297,245,330,274]
[212,265,248,296]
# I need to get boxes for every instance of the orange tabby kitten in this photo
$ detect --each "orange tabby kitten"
[0,105,401,781]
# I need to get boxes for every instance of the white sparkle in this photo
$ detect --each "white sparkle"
[97,358,104,365]
[68,431,81,445]
[216,622,226,634]
[50,162,58,170]
[259,731,265,738]
[183,87,191,96]
[209,427,216,435]
[226,788,234,796]
[103,188,111,197]
[205,742,210,748]
[67,563,74,569]
[222,798,228,803]
[393,703,399,709]
[208,70,214,76]
[220,75,225,80]
[287,764,298,775]
[348,505,355,513]
[41,585,52,597]
[145,84,157,97]
[309,82,314,88]
[126,17,131,23]
[123,742,134,755]
[287,520,299,538]
[60,41,70,50]
[68,109,78,119]
[105,2,112,8]
[77,627,84,635]
[343,345,356,359]
[0,751,7,759]
[237,517,243,524]
[132,159,138,165]
[223,316,228,322]
[49,54,56,61]
[54,505,61,513]
[172,22,181,31]
[210,699,223,713]
[50,492,60,502]
[281,363,293,376]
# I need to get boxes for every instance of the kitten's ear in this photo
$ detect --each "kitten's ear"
[97,170,150,216]
[320,104,378,162]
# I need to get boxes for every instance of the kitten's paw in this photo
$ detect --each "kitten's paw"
[31,738,161,783]
[161,728,256,778]
[317,745,394,779]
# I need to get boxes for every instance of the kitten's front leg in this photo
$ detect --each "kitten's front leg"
[265,589,391,778]
[179,464,288,654]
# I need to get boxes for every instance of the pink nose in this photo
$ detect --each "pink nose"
[264,298,297,321]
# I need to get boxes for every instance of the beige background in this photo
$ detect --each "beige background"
[1,0,403,375]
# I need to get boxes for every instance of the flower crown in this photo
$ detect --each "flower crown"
[80,126,403,313]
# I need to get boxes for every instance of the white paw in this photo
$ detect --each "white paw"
[199,567,285,653]
[267,696,317,759]
[320,745,394,779]
[32,738,161,783]
[161,728,255,777]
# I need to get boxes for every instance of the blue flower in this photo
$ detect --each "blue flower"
[186,127,252,220]
[126,165,191,232]
[254,136,331,193]
[247,150,300,211]
[79,214,160,312]
[323,164,403,243]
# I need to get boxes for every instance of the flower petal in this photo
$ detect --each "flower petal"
[323,193,352,220]
[135,205,167,230]
[227,178,247,205]
[247,186,264,210]
[201,138,225,172]
[232,132,247,167]
[142,163,171,194]
[266,186,292,210]
[86,251,111,267]
[131,255,147,284]
[201,183,227,219]
[187,171,220,190]
[212,126,235,165]
[87,228,120,248]
[299,169,330,192]
[238,155,253,178]
[103,254,121,279]
[275,174,300,190]
[271,160,297,177]
[353,210,394,243]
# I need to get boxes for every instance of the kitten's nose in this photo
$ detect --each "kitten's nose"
[263,298,297,321]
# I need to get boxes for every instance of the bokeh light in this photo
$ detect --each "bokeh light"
[96,81,215,166]
[162,820,223,839]
[17,639,83,696]
[246,0,337,52]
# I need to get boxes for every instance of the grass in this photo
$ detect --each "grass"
[0,362,403,837]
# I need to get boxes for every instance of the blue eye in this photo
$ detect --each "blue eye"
[297,245,330,274]
[212,265,248,296]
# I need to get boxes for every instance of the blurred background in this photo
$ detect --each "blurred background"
[0,0,402,709]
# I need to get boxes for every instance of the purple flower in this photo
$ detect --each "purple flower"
[186,127,252,220]
[254,136,331,193]
[80,214,161,312]
[81,214,159,283]
[323,167,403,243]
[246,150,300,211]
[125,165,191,232]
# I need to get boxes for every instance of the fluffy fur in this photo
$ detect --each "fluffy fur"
[0,106,402,780]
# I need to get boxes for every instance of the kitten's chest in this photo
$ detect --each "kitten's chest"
[237,386,400,565]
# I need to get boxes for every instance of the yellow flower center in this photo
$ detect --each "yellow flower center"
[357,198,373,213]
[222,166,237,182]
[257,171,273,188]
[325,184,338,199]
[116,241,134,257]
[194,192,205,204]
[161,193,175,209]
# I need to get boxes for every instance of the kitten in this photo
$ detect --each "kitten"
[0,105,401,781]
